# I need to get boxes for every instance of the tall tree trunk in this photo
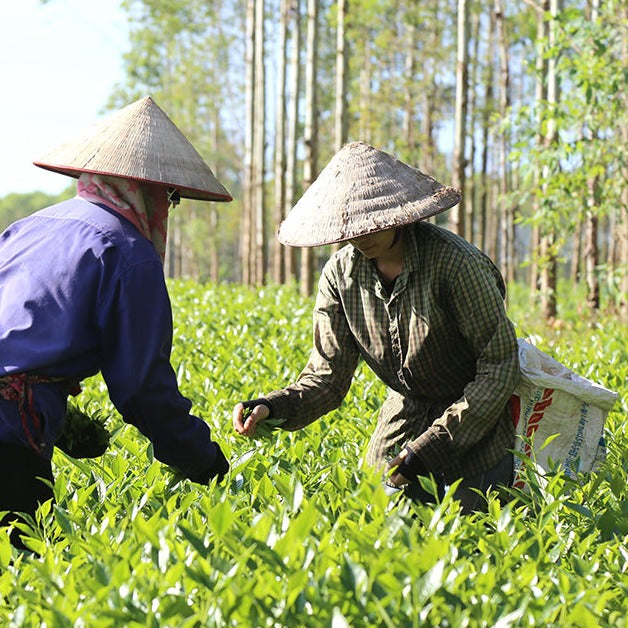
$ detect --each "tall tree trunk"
[358,37,372,145]
[495,0,513,283]
[541,0,560,320]
[583,0,600,311]
[208,207,219,282]
[166,222,175,279]
[450,0,469,238]
[418,1,441,178]
[334,0,349,153]
[466,8,480,246]
[284,0,301,283]
[529,227,540,293]
[605,206,616,279]
[162,51,178,280]
[403,21,416,155]
[530,0,548,295]
[571,212,583,283]
[174,213,183,278]
[584,177,600,309]
[242,0,256,284]
[479,8,495,253]
[209,107,221,283]
[486,165,499,261]
[598,214,608,269]
[510,146,523,279]
[420,7,438,176]
[421,93,435,175]
[330,0,349,257]
[300,0,319,297]
[620,1,628,322]
[182,208,194,278]
[253,0,267,285]
[539,233,556,317]
[272,0,289,284]
[620,194,628,324]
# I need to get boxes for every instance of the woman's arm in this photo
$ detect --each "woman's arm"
[99,261,228,483]
[235,263,361,435]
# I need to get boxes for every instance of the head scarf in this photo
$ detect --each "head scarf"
[77,173,170,262]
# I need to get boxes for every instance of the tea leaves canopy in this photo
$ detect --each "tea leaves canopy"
[1,281,626,627]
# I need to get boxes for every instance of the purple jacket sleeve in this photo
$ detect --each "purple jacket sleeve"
[97,260,227,483]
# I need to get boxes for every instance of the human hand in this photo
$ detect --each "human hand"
[386,448,411,488]
[233,401,270,437]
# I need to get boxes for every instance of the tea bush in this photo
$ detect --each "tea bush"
[1,280,625,627]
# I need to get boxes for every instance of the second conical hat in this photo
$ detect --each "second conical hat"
[278,141,460,246]
[34,96,231,202]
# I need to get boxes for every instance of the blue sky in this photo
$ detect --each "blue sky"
[0,0,129,197]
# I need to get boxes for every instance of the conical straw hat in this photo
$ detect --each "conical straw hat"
[34,96,231,202]
[278,141,460,246]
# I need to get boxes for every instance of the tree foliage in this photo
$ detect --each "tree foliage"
[512,3,626,231]
[2,0,625,312]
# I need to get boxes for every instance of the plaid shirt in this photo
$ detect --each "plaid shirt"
[264,222,520,482]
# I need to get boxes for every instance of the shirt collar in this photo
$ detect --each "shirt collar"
[346,224,422,299]
[347,244,362,278]
[402,223,421,274]
[347,225,422,275]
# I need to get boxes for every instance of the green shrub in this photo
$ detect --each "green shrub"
[1,280,625,627]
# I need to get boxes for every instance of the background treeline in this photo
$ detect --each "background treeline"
[1,0,626,321]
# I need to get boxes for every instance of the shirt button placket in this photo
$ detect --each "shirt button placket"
[387,300,409,391]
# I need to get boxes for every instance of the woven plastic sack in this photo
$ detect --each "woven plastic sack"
[511,338,618,489]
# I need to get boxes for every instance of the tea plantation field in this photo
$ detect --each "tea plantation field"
[1,280,626,626]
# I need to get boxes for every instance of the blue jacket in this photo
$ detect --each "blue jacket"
[0,198,225,482]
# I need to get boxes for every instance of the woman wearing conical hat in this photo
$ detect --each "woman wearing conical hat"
[234,142,520,512]
[0,97,231,546]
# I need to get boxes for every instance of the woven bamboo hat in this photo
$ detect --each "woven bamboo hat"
[278,141,460,246]
[34,96,232,202]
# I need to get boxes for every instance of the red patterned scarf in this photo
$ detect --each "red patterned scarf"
[77,173,170,262]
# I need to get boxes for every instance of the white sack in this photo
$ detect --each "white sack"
[511,338,618,489]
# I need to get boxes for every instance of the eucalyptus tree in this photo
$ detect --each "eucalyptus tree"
[329,0,349,257]
[417,0,453,178]
[449,0,470,238]
[527,0,549,294]
[242,0,256,284]
[253,0,267,285]
[465,6,481,246]
[479,7,496,257]
[402,19,417,156]
[334,0,349,153]
[555,0,628,316]
[583,0,601,310]
[284,0,301,282]
[620,3,628,322]
[272,0,289,284]
[348,0,407,151]
[494,0,514,284]
[241,0,268,286]
[510,0,625,317]
[539,0,560,320]
[300,0,319,297]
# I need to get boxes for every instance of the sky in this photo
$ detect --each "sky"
[0,0,129,197]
